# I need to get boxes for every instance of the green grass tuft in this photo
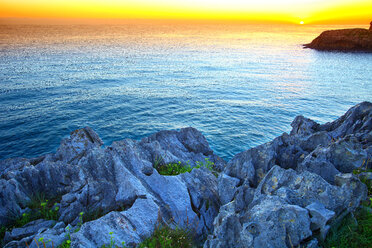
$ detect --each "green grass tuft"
[138,225,194,248]
[0,193,60,247]
[322,206,372,248]
[154,158,218,177]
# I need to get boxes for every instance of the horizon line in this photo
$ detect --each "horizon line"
[0,17,371,26]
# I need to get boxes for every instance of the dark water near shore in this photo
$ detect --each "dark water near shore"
[0,24,371,161]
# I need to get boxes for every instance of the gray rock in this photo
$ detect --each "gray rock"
[320,101,372,138]
[55,127,103,164]
[0,178,30,226]
[205,196,312,248]
[71,198,159,247]
[207,164,367,247]
[334,173,368,212]
[31,126,221,246]
[221,102,371,207]
[3,237,34,248]
[139,127,226,171]
[0,159,79,227]
[0,158,30,178]
[180,167,220,236]
[327,137,368,173]
[290,115,319,136]
[3,219,56,247]
[234,182,255,213]
[218,174,240,205]
[299,131,332,152]
[305,202,335,240]
[30,228,67,248]
[249,196,312,248]
[224,140,277,187]
[255,166,366,215]
[203,202,243,248]
[305,239,319,248]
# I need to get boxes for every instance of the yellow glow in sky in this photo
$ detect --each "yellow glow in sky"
[1,0,371,24]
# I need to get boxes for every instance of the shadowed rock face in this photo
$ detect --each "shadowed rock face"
[304,24,372,52]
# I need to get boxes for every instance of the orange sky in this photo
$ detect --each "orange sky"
[0,0,371,24]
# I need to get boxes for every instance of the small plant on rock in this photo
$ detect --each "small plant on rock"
[322,206,372,248]
[353,159,372,195]
[155,161,192,176]
[154,158,218,177]
[195,158,218,177]
[1,193,61,246]
[101,232,127,248]
[57,226,72,248]
[138,224,194,248]
[75,212,84,232]
[27,193,60,221]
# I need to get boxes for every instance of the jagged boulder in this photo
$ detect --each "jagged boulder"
[205,166,367,248]
[55,127,104,164]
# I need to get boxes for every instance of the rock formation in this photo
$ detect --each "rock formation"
[204,101,371,247]
[1,102,371,248]
[1,127,224,247]
[304,22,372,51]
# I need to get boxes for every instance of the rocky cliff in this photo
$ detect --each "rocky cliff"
[304,23,372,52]
[1,102,371,248]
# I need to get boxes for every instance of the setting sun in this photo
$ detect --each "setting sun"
[300,21,304,25]
[0,0,372,24]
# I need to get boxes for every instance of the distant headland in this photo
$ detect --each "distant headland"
[304,21,372,52]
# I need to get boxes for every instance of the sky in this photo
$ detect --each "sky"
[0,0,371,24]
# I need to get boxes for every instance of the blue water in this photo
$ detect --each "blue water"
[0,24,371,161]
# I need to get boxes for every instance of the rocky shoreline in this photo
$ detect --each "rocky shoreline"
[304,22,372,52]
[1,101,371,247]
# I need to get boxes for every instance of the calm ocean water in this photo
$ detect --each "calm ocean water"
[0,24,371,161]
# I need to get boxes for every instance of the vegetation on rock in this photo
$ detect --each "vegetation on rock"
[138,225,194,248]
[154,158,218,177]
[323,203,372,248]
[0,193,60,246]
[323,160,372,248]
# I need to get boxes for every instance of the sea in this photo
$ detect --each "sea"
[0,23,371,161]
